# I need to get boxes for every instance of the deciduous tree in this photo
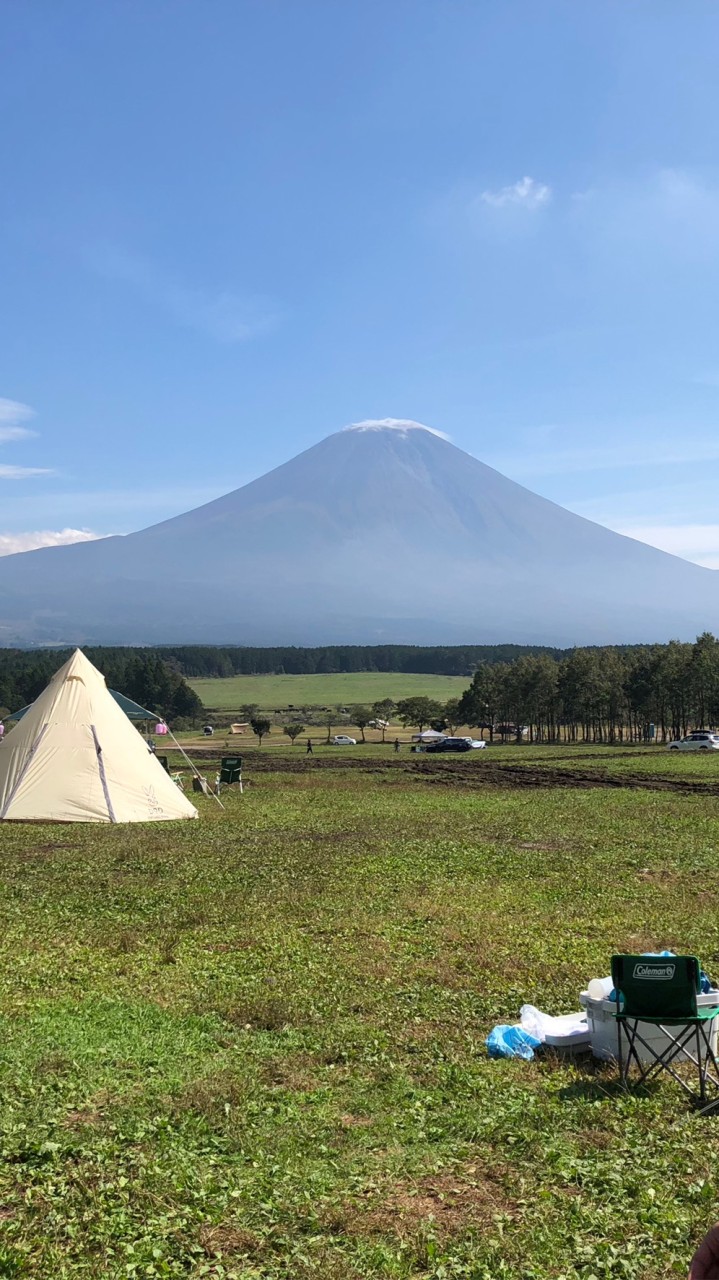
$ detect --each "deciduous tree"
[250,717,271,745]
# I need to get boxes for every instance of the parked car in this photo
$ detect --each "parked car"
[330,735,356,746]
[426,736,487,753]
[667,731,719,751]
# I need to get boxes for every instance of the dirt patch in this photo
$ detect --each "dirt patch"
[188,749,719,796]
[636,867,683,884]
[63,1108,105,1129]
[580,1128,614,1151]
[175,1069,247,1120]
[348,1166,514,1241]
[199,1223,262,1257]
[339,1113,374,1129]
[262,1055,320,1092]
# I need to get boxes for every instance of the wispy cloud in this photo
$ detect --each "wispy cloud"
[0,399,51,478]
[0,398,37,444]
[608,522,719,570]
[87,246,279,344]
[479,176,551,210]
[567,169,719,267]
[0,528,103,557]
[0,465,52,480]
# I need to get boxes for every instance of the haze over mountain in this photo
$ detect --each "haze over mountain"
[0,421,716,647]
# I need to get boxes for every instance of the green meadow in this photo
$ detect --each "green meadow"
[1,748,719,1277]
[187,672,468,711]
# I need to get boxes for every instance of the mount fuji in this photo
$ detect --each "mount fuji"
[0,420,716,646]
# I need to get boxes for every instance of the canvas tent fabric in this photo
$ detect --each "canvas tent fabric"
[0,649,198,824]
[9,689,156,722]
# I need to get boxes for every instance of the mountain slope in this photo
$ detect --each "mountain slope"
[0,421,716,645]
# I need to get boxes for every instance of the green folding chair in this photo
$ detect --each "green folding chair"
[611,954,719,1109]
[218,755,243,793]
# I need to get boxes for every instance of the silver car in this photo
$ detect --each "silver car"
[667,731,719,751]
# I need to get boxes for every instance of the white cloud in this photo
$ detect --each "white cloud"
[86,246,279,344]
[479,176,551,210]
[0,399,49,477]
[0,465,52,479]
[0,398,34,426]
[344,418,451,440]
[0,398,36,444]
[0,528,103,557]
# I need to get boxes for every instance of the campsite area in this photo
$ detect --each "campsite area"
[1,743,719,1278]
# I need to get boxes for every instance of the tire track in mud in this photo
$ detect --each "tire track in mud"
[186,750,719,795]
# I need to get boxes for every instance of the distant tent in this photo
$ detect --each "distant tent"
[0,649,198,824]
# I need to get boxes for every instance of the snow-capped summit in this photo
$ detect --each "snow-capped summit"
[343,418,450,440]
[0,421,715,645]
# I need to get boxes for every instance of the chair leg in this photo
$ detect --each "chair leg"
[697,1025,706,1104]
[626,1024,702,1095]
[703,1024,719,1090]
[618,1018,640,1084]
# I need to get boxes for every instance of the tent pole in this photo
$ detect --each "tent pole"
[165,727,225,810]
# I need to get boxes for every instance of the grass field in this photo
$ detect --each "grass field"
[188,672,468,710]
[2,748,719,1277]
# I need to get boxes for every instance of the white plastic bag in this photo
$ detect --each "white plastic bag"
[520,1004,588,1042]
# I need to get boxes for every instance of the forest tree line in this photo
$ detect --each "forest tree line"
[0,649,203,725]
[148,643,565,678]
[457,633,719,742]
[3,635,719,740]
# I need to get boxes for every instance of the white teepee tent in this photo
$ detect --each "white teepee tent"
[0,649,198,823]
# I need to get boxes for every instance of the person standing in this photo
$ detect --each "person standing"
[306,738,313,755]
[394,737,400,753]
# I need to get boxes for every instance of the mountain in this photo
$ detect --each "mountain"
[0,419,717,646]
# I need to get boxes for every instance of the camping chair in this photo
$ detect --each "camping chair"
[611,954,719,1109]
[217,755,243,794]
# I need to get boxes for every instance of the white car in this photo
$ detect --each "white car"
[667,731,719,751]
[330,735,356,746]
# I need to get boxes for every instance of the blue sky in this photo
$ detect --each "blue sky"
[3,2,719,564]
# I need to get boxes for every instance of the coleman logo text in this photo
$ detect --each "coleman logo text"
[633,963,675,980]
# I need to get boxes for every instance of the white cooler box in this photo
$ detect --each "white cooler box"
[579,990,719,1064]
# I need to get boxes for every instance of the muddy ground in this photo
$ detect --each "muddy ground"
[185,749,719,795]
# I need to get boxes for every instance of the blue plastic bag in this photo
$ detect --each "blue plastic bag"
[486,1024,541,1060]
